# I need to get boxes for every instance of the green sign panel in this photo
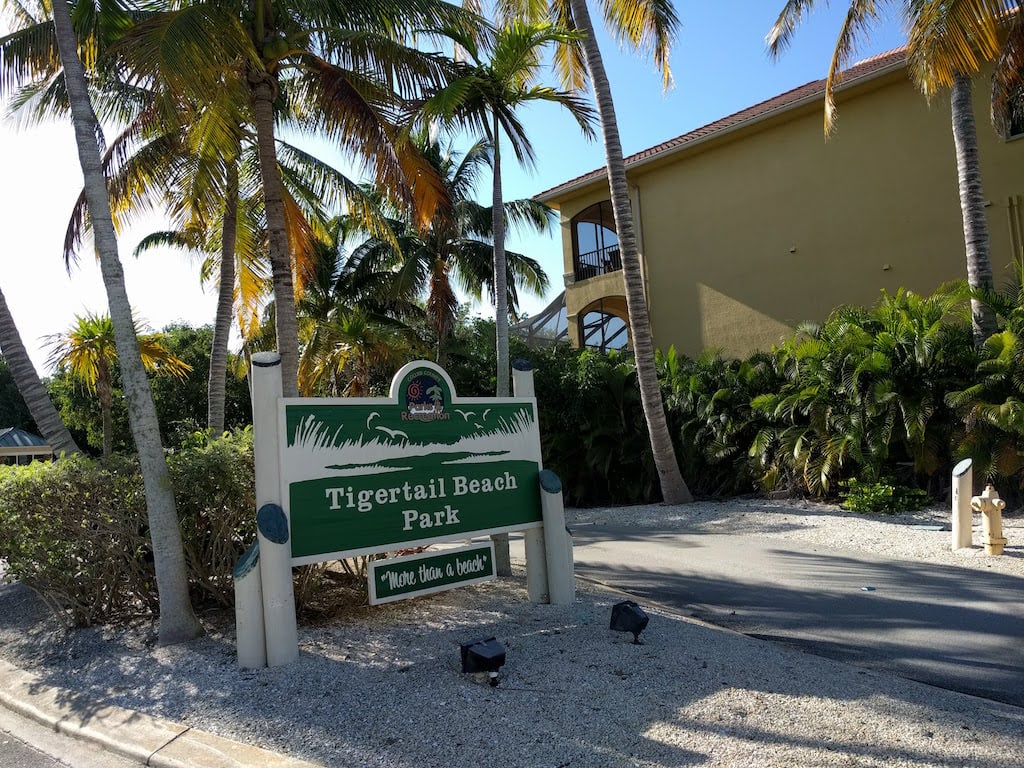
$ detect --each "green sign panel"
[368,542,496,604]
[280,361,543,564]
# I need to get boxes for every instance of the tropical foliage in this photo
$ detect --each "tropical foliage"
[344,134,553,368]
[46,312,191,456]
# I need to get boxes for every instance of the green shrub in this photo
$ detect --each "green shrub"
[167,428,256,608]
[0,429,256,626]
[839,478,931,514]
[0,454,153,625]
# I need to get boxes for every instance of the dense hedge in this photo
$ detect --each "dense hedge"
[506,285,1024,507]
[0,429,255,625]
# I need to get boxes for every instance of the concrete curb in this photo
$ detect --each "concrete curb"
[0,658,322,768]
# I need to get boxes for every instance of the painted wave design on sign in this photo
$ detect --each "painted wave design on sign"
[284,405,540,484]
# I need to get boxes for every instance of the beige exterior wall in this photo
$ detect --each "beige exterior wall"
[551,65,1024,358]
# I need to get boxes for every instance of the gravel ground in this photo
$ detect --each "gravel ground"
[0,498,1022,768]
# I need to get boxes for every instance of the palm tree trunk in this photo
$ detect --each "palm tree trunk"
[51,0,202,644]
[97,358,114,457]
[249,71,300,397]
[491,120,511,398]
[208,161,239,434]
[567,0,692,504]
[489,118,513,575]
[951,74,998,346]
[0,284,80,456]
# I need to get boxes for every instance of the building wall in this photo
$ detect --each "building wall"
[554,65,1024,358]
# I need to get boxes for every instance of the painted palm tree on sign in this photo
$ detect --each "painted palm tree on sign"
[0,284,80,456]
[45,0,203,644]
[417,19,595,396]
[46,312,191,457]
[767,0,1019,346]
[507,0,693,503]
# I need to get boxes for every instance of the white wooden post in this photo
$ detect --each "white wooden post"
[251,352,299,666]
[233,542,266,668]
[952,459,973,550]
[513,361,549,603]
[539,469,574,605]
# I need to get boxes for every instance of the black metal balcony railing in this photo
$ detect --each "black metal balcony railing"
[574,244,622,282]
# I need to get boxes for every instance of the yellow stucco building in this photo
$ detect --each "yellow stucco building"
[536,49,1024,358]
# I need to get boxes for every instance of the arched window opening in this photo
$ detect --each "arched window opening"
[579,299,629,352]
[571,201,620,281]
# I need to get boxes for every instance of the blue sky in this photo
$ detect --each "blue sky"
[0,3,909,373]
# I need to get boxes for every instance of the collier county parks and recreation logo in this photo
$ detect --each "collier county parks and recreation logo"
[279,360,543,565]
[402,369,451,422]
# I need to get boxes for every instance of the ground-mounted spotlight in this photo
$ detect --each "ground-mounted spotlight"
[460,637,506,686]
[610,600,649,644]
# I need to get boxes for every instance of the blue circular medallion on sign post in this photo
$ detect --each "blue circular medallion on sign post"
[257,503,290,544]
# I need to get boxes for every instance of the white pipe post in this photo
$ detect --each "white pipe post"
[251,352,299,666]
[952,459,973,550]
[513,361,549,603]
[233,542,266,668]
[539,469,574,605]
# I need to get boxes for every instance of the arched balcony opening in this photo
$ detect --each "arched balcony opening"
[579,298,629,352]
[571,201,620,281]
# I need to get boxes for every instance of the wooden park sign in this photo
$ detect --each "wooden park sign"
[282,361,543,563]
[234,355,574,668]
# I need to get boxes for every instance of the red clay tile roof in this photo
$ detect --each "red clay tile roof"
[536,46,908,202]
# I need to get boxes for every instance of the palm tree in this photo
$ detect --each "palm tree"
[418,20,595,396]
[46,0,203,645]
[46,312,191,457]
[349,135,553,366]
[507,0,692,503]
[0,283,80,456]
[767,0,1019,345]
[296,218,424,396]
[114,0,477,397]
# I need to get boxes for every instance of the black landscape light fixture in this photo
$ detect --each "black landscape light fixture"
[460,637,506,686]
[610,600,649,644]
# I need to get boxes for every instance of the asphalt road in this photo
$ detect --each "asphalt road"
[563,524,1024,708]
[0,703,140,768]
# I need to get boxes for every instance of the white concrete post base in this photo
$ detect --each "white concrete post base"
[539,469,574,605]
[951,459,973,550]
[233,542,266,668]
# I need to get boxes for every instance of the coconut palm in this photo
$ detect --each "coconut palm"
[417,19,595,396]
[113,0,478,397]
[348,135,554,366]
[0,283,80,456]
[121,130,376,429]
[296,217,424,396]
[45,0,203,644]
[767,0,1019,345]
[46,312,191,456]
[504,0,692,503]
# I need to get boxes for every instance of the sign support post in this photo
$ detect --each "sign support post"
[513,361,551,603]
[952,459,973,550]
[251,352,298,666]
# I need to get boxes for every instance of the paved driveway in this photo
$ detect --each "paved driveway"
[561,524,1024,707]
